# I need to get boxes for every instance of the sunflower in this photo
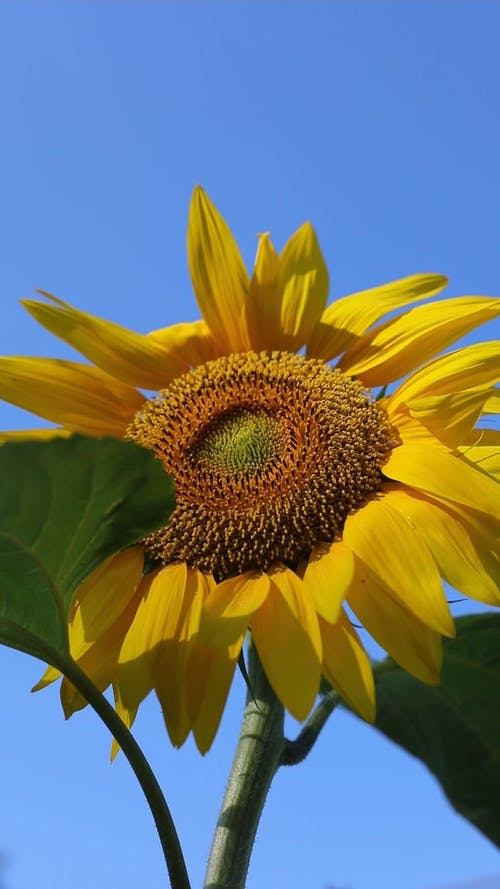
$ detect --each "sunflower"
[2,187,499,754]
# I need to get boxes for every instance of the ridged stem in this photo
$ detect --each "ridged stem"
[204,642,285,889]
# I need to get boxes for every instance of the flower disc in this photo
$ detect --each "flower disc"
[127,351,397,579]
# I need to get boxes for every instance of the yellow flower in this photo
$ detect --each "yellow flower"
[3,187,499,754]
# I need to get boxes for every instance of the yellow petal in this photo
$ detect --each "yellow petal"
[459,428,500,480]
[68,547,144,660]
[388,488,500,605]
[302,541,354,623]
[383,444,500,521]
[0,357,144,435]
[187,186,249,352]
[32,663,61,692]
[148,319,221,368]
[347,557,443,685]
[244,233,283,350]
[251,566,322,720]
[155,567,208,748]
[343,496,454,637]
[0,427,70,443]
[390,341,500,407]
[339,296,500,387]
[201,571,270,646]
[320,610,375,723]
[23,294,189,390]
[61,591,142,717]
[33,551,144,700]
[188,636,243,755]
[59,678,88,717]
[483,390,500,414]
[278,223,329,352]
[389,408,450,451]
[307,274,448,361]
[114,567,184,732]
[113,564,207,755]
[448,506,500,590]
[387,340,500,446]
[404,387,495,448]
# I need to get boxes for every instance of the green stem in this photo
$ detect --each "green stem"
[204,642,285,889]
[60,655,191,889]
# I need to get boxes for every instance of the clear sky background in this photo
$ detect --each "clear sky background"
[0,3,499,889]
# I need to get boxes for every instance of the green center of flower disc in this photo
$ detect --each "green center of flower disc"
[194,409,282,475]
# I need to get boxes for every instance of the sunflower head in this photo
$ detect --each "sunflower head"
[127,350,398,580]
[7,186,499,754]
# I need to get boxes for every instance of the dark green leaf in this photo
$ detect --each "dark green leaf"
[373,613,500,847]
[0,436,174,666]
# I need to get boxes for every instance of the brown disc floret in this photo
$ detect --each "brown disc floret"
[127,351,397,580]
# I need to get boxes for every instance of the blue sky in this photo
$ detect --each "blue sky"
[1,3,499,889]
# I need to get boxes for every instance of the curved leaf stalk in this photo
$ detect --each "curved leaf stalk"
[280,685,341,766]
[59,655,191,889]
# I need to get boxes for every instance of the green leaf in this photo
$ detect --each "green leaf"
[0,435,175,667]
[373,613,500,847]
